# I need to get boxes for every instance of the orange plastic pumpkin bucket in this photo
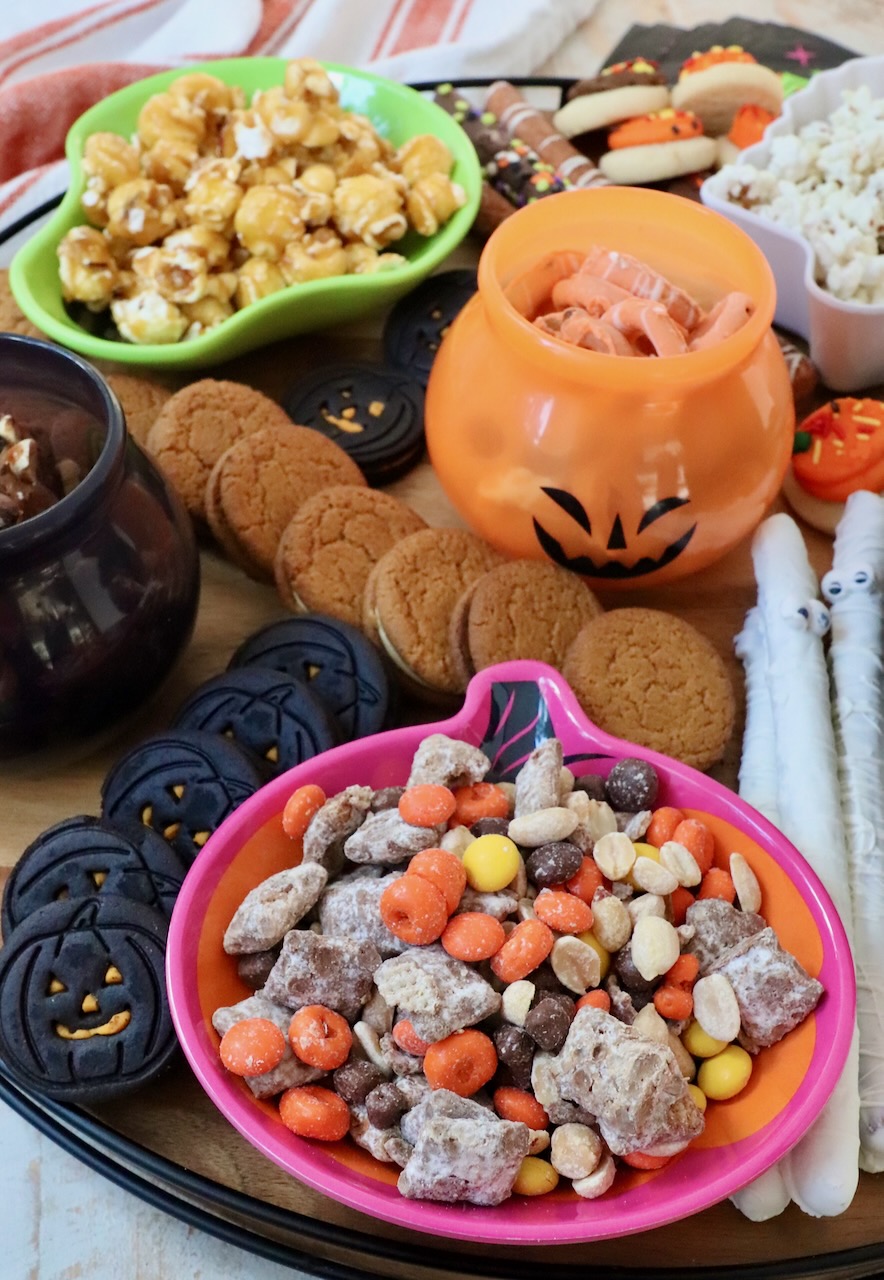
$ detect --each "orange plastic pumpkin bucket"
[425,187,795,587]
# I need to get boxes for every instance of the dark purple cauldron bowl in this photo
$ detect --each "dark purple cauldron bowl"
[0,333,200,755]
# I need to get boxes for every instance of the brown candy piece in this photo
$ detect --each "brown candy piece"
[334,1059,387,1106]
[526,841,583,888]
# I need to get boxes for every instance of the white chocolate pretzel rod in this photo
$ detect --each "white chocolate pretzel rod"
[733,513,859,1220]
[731,604,789,1221]
[822,490,884,1174]
[733,606,781,828]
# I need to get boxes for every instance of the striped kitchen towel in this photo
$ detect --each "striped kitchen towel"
[0,0,599,259]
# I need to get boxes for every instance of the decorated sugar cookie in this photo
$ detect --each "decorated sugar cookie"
[671,45,783,137]
[599,108,717,185]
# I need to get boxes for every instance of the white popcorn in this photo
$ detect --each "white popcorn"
[717,86,884,305]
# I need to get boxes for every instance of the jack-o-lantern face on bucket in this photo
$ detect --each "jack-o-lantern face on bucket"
[424,188,796,588]
[533,487,698,581]
[0,895,178,1103]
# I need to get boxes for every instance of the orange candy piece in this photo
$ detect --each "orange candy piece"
[288,1004,352,1070]
[423,1028,498,1096]
[379,874,448,945]
[697,866,736,903]
[219,1017,287,1077]
[533,889,594,934]
[278,1084,351,1141]
[282,783,326,841]
[621,1149,673,1170]
[440,911,506,962]
[392,1019,433,1056]
[406,847,467,913]
[608,108,703,150]
[490,918,554,983]
[576,989,612,1013]
[493,1086,550,1129]
[669,885,695,927]
[653,985,694,1021]
[645,806,685,848]
[565,855,606,904]
[451,781,511,827]
[398,783,457,827]
[670,818,715,876]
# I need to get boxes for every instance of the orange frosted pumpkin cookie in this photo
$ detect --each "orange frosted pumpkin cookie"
[600,109,717,185]
[562,607,735,771]
[783,397,884,534]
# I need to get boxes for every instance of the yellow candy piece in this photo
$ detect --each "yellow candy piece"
[576,929,611,980]
[687,1083,708,1113]
[697,1044,753,1100]
[462,833,520,892]
[626,840,661,888]
[682,1018,729,1058]
[512,1155,560,1196]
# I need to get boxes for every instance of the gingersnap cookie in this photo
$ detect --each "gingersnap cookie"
[450,559,604,685]
[145,379,294,521]
[274,484,427,626]
[0,269,46,339]
[562,607,735,771]
[282,361,425,484]
[364,528,504,698]
[206,424,365,580]
[0,895,177,1104]
[104,372,173,448]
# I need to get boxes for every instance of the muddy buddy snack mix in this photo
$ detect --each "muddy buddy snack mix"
[214,733,822,1206]
[56,60,466,344]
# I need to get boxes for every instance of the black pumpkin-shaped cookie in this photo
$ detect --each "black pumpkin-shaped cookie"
[101,729,262,864]
[0,895,177,1103]
[172,667,340,779]
[282,361,425,484]
[382,268,477,384]
[228,613,391,740]
[2,814,186,936]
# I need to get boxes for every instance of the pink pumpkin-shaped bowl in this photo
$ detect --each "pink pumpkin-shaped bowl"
[166,661,854,1245]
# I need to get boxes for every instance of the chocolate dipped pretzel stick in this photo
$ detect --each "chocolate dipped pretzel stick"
[774,332,819,407]
[434,85,569,207]
[484,80,610,189]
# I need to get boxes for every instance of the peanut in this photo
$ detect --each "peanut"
[550,935,601,994]
[508,807,579,848]
[630,915,681,981]
[592,831,636,881]
[501,980,535,1027]
[692,973,741,1043]
[572,1152,616,1199]
[729,851,762,913]
[627,892,666,924]
[659,839,702,887]
[632,856,679,896]
[589,892,632,952]
[550,1123,602,1180]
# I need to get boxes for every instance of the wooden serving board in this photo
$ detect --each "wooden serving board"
[2,238,882,1278]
